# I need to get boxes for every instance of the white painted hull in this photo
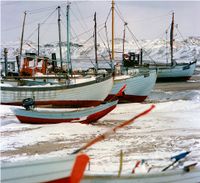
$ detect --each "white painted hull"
[0,75,113,107]
[1,156,75,183]
[11,100,118,124]
[1,154,89,183]
[82,167,200,183]
[107,70,157,102]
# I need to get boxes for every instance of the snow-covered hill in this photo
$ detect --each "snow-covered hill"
[1,37,200,65]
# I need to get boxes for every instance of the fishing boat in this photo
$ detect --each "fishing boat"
[11,100,118,124]
[104,1,157,103]
[156,60,197,82]
[0,74,113,107]
[155,12,197,82]
[107,69,157,102]
[1,5,115,108]
[1,153,89,183]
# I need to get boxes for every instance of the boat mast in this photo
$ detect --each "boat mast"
[111,0,115,62]
[57,6,63,70]
[19,11,27,71]
[170,12,175,66]
[94,12,98,73]
[165,30,168,64]
[66,3,72,76]
[122,22,127,55]
[37,23,40,57]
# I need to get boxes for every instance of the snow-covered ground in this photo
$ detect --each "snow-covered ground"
[1,87,200,175]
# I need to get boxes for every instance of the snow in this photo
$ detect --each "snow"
[1,37,200,71]
[1,89,200,174]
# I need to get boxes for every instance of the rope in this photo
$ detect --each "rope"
[105,24,112,61]
[114,5,157,64]
[25,8,57,41]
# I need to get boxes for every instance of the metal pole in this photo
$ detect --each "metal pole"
[94,12,98,73]
[4,48,8,77]
[111,0,115,61]
[19,11,27,57]
[57,6,63,69]
[66,4,72,75]
[38,23,40,57]
[170,12,175,66]
[122,22,127,55]
[19,11,27,72]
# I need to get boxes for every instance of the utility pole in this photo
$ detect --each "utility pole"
[57,6,63,70]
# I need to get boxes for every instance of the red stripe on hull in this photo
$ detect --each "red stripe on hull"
[83,105,116,124]
[1,100,102,108]
[16,105,116,124]
[16,116,80,124]
[156,76,191,82]
[46,177,70,183]
[105,94,147,103]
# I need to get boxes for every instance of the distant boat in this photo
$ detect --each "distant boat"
[11,100,118,124]
[156,61,197,82]
[155,12,197,82]
[0,74,113,107]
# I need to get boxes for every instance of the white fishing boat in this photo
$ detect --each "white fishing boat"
[156,12,197,82]
[156,61,197,82]
[106,69,157,102]
[104,0,157,103]
[0,74,113,107]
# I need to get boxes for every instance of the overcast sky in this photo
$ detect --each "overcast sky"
[1,1,200,45]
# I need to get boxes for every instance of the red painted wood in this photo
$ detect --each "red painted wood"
[46,154,89,183]
[1,100,102,107]
[105,94,147,103]
[83,105,116,124]
[16,116,80,124]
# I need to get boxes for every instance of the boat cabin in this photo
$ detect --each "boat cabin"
[20,53,49,76]
[123,50,143,67]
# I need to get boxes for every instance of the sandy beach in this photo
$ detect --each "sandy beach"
[1,71,200,174]
[155,75,200,91]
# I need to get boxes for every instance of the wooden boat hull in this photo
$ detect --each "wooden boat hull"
[82,167,200,183]
[11,100,118,124]
[0,75,113,107]
[156,61,197,82]
[106,70,157,103]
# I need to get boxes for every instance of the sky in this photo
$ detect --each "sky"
[1,1,200,45]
